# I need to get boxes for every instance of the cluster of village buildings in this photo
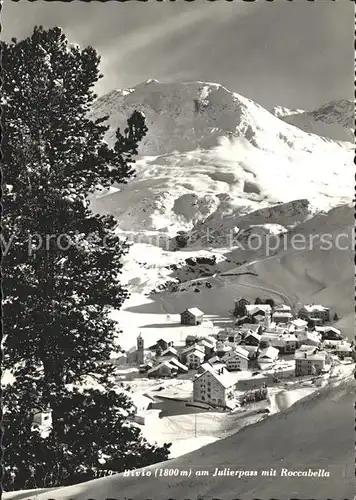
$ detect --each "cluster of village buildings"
[117,299,354,409]
[30,299,354,435]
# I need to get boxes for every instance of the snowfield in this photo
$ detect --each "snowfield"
[6,373,354,499]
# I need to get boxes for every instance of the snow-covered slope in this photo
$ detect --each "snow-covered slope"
[272,99,354,142]
[8,375,354,500]
[89,81,353,234]
[90,80,352,154]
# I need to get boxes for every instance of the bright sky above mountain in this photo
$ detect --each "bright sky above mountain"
[2,0,353,110]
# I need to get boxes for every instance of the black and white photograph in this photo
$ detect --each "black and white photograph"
[2,0,354,499]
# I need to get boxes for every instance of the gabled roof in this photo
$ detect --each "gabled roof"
[273,304,292,312]
[222,346,249,361]
[272,311,293,318]
[186,349,205,359]
[295,350,326,361]
[301,304,330,312]
[147,361,178,375]
[244,331,262,341]
[240,323,261,332]
[182,307,204,317]
[315,326,341,334]
[246,304,272,315]
[165,357,188,371]
[182,343,205,355]
[194,364,234,389]
[258,346,279,360]
[291,318,308,327]
[161,346,178,356]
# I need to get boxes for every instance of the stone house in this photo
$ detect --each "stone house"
[193,365,234,406]
[180,307,204,326]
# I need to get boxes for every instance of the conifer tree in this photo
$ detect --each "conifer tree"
[2,26,170,489]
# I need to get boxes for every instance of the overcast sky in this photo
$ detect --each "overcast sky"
[2,0,353,110]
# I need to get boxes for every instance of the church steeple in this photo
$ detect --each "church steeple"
[136,334,144,365]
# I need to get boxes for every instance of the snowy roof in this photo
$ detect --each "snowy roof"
[239,323,261,332]
[186,349,205,359]
[315,326,341,334]
[164,357,188,371]
[246,304,272,314]
[147,361,178,374]
[182,344,205,355]
[258,346,279,360]
[335,342,352,352]
[244,331,262,341]
[272,311,293,318]
[291,318,308,327]
[302,304,330,312]
[295,350,326,361]
[273,304,292,312]
[194,364,234,389]
[161,346,178,356]
[222,347,249,361]
[298,345,318,352]
[184,307,204,317]
[198,336,217,346]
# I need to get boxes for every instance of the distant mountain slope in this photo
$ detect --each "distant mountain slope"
[272,99,354,142]
[89,81,352,234]
[11,375,354,500]
[90,80,351,155]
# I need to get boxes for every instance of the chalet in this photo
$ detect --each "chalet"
[242,331,262,347]
[149,339,172,352]
[180,307,204,326]
[315,326,342,341]
[260,333,297,353]
[290,318,308,331]
[160,346,179,359]
[193,365,234,406]
[185,335,198,346]
[215,342,232,357]
[233,297,250,316]
[226,331,242,344]
[295,350,328,376]
[257,346,279,366]
[235,315,251,326]
[322,339,344,350]
[335,341,353,357]
[164,357,188,374]
[279,334,298,353]
[245,304,272,319]
[221,346,249,371]
[272,311,293,323]
[295,330,321,347]
[147,361,178,378]
[196,337,216,355]
[298,305,330,325]
[240,344,259,359]
[240,323,263,336]
[186,348,205,369]
[273,304,292,313]
[181,343,205,363]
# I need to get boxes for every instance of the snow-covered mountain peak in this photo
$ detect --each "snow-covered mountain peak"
[90,80,351,156]
[273,98,354,142]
